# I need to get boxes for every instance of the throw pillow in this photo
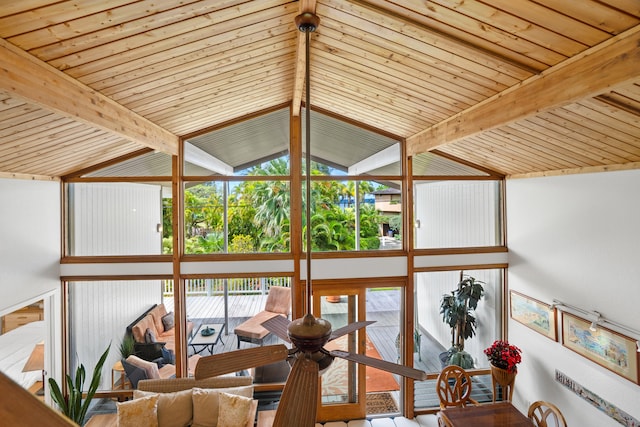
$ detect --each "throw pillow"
[191,386,253,427]
[145,327,157,343]
[117,394,159,427]
[162,311,175,331]
[126,354,160,380]
[217,392,253,427]
[161,346,175,365]
[134,389,192,427]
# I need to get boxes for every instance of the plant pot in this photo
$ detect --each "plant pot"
[326,295,341,303]
[490,364,516,401]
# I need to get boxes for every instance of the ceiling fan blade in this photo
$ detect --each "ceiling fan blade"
[329,320,375,341]
[273,356,319,427]
[261,315,291,343]
[330,350,427,381]
[194,344,289,380]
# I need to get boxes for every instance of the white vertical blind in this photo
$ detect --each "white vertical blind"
[70,183,162,255]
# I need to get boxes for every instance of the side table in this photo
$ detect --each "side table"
[111,360,131,390]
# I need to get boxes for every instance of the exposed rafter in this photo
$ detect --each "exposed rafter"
[348,144,399,175]
[0,38,179,156]
[184,142,234,176]
[407,26,640,156]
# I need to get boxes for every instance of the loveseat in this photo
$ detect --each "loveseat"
[85,376,257,427]
[127,303,194,362]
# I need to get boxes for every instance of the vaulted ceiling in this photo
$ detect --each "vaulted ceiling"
[0,0,638,180]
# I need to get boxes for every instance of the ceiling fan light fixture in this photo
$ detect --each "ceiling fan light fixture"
[295,12,320,32]
[288,313,332,353]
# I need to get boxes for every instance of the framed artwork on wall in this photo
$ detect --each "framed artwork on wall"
[562,312,640,385]
[509,290,557,341]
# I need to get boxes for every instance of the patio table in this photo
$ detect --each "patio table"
[189,323,224,355]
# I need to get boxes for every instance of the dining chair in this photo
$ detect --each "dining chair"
[437,412,452,427]
[435,365,479,409]
[528,400,567,427]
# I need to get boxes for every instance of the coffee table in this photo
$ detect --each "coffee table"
[189,323,224,355]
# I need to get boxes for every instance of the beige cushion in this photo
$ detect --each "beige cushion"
[134,389,192,427]
[233,311,281,340]
[132,314,158,343]
[191,385,254,427]
[264,286,291,315]
[117,394,159,427]
[149,304,168,335]
[126,354,160,379]
[217,392,253,427]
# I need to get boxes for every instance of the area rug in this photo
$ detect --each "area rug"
[322,334,399,396]
[366,392,399,414]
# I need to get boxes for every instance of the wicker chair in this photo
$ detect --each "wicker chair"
[436,365,479,409]
[528,400,567,427]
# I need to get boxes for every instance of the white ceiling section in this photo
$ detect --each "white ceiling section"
[0,1,638,180]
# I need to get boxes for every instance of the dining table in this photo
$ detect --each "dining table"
[440,401,534,427]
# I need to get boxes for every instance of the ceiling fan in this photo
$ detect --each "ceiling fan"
[194,12,427,427]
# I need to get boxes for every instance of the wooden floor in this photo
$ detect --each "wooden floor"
[164,289,491,410]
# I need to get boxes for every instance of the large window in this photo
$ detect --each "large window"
[413,268,503,409]
[67,279,167,390]
[413,180,503,249]
[67,182,168,256]
[183,176,291,254]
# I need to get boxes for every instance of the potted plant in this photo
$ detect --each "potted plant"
[119,333,136,359]
[439,271,485,368]
[484,340,521,400]
[48,345,110,425]
[484,340,522,373]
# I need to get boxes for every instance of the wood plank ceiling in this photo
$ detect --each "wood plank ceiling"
[0,0,638,179]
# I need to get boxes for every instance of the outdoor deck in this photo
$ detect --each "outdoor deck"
[164,289,491,410]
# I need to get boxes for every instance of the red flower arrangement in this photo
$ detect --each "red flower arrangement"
[484,340,522,373]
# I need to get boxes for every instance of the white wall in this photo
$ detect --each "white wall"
[0,178,60,313]
[506,169,640,426]
[0,178,62,398]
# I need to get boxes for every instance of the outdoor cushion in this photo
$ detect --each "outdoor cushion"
[149,304,168,336]
[234,311,283,340]
[132,314,159,343]
[126,355,160,380]
[145,327,157,343]
[162,311,175,331]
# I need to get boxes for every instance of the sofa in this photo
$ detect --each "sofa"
[85,376,257,427]
[127,303,194,362]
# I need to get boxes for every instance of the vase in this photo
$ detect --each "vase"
[490,364,516,402]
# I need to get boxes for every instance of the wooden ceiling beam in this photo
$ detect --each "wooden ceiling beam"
[292,0,317,116]
[406,25,640,156]
[0,38,179,156]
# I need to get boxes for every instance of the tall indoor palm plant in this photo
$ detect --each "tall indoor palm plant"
[440,272,485,368]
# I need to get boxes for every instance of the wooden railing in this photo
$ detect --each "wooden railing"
[163,277,290,297]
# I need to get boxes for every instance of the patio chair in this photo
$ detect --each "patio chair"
[233,286,291,348]
[436,365,478,409]
[528,401,567,427]
[121,356,175,389]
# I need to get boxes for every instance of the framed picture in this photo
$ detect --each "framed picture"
[509,290,557,341]
[562,312,640,385]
